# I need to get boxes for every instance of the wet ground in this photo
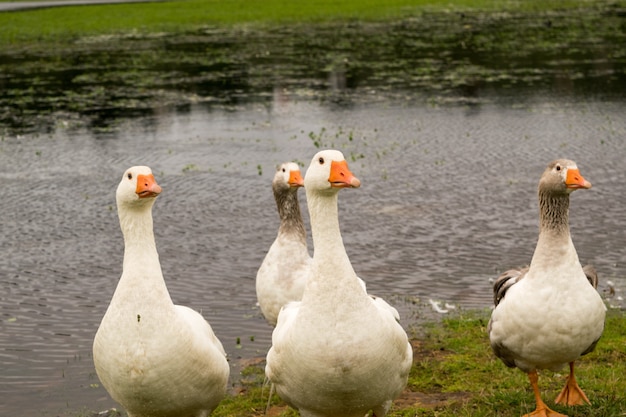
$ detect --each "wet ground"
[1,4,626,416]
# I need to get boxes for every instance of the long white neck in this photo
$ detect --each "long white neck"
[303,189,362,300]
[115,204,172,304]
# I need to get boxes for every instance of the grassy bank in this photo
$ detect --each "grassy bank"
[208,308,626,417]
[0,0,619,44]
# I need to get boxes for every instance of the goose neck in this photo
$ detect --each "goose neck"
[531,190,577,270]
[306,190,344,255]
[538,189,570,237]
[119,207,156,247]
[275,188,306,241]
[117,206,165,285]
[303,188,364,307]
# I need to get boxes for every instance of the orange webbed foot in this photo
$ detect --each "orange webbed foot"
[554,362,591,406]
[524,370,569,417]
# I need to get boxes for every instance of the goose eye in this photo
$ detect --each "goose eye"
[127,173,133,180]
[282,168,286,173]
[555,165,561,172]
[318,157,325,164]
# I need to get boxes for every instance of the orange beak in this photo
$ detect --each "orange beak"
[288,169,304,187]
[136,174,162,198]
[329,160,361,188]
[566,168,591,189]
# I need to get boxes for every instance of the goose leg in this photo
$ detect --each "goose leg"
[372,399,392,417]
[523,370,567,417]
[554,362,591,406]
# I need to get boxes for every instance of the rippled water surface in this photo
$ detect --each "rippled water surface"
[2,97,625,416]
[2,4,626,416]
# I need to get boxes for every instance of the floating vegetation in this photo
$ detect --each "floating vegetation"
[182,163,199,173]
[0,4,625,136]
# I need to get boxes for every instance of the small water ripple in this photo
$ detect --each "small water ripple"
[1,100,625,415]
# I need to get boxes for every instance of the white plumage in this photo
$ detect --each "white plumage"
[93,166,229,417]
[256,162,310,326]
[265,150,412,417]
[489,159,606,417]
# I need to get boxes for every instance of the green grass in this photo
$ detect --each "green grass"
[0,0,615,44]
[208,308,626,417]
[402,309,626,416]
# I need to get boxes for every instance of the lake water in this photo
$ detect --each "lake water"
[1,6,626,416]
[2,95,625,417]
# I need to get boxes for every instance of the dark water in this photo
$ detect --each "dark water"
[2,4,625,135]
[1,5,626,417]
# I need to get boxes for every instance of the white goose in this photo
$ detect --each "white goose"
[256,162,310,326]
[93,166,229,417]
[256,162,397,327]
[265,150,412,417]
[488,159,606,417]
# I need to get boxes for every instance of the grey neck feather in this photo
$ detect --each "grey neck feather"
[538,188,570,237]
[274,187,306,241]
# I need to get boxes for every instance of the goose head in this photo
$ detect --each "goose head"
[304,150,361,194]
[273,162,304,193]
[116,166,162,211]
[539,159,591,196]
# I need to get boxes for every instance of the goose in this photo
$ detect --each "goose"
[255,162,389,326]
[488,159,606,417]
[93,166,229,417]
[265,150,412,417]
[256,162,310,327]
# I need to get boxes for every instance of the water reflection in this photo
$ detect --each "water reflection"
[2,6,625,136]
